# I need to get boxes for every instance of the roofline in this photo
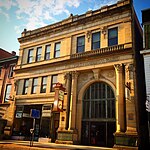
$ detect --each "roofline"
[0,55,18,64]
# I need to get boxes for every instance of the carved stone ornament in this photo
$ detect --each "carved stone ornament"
[114,64,123,73]
[92,69,100,79]
[72,71,79,79]
[86,30,91,42]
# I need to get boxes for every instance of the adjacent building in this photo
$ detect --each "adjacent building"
[140,8,150,143]
[13,0,148,149]
[0,48,18,138]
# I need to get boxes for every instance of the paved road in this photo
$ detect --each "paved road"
[0,143,70,150]
[0,140,115,150]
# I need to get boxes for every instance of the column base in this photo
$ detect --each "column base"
[113,132,138,149]
[55,129,78,144]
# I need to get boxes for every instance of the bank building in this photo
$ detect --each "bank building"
[12,0,147,149]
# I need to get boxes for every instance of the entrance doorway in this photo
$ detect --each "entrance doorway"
[81,82,116,147]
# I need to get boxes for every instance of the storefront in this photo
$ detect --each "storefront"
[12,104,59,142]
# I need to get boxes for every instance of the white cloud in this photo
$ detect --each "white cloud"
[14,0,81,30]
[0,0,16,10]
[0,0,119,33]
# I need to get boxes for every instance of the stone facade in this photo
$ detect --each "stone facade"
[0,49,18,137]
[14,0,145,149]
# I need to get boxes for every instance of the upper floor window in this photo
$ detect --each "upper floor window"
[51,75,58,92]
[144,24,150,49]
[40,76,47,93]
[54,42,60,58]
[27,49,34,63]
[36,47,42,61]
[32,78,38,94]
[45,45,51,60]
[9,65,15,78]
[4,84,12,102]
[77,36,85,53]
[108,27,118,46]
[23,79,29,95]
[92,32,100,50]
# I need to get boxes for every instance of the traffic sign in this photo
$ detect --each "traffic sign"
[30,109,40,118]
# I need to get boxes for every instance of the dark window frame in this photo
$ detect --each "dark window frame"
[4,84,12,102]
[9,64,15,78]
[77,36,85,53]
[23,79,29,95]
[27,49,34,63]
[31,78,38,94]
[92,32,100,50]
[40,76,47,93]
[54,42,60,58]
[108,27,118,46]
[50,75,58,92]
[45,45,51,60]
[36,47,42,61]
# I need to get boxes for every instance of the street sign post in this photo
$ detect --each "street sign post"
[30,109,40,147]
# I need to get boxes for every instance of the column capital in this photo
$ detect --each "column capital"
[114,64,124,73]
[64,72,72,80]
[71,71,80,79]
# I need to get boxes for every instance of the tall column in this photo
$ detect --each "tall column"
[114,64,126,132]
[64,72,72,130]
[70,71,79,130]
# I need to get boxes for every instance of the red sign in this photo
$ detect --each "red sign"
[53,83,65,112]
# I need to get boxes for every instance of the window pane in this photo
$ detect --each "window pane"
[5,84,12,102]
[36,47,42,61]
[55,43,60,50]
[28,49,34,63]
[23,79,29,95]
[32,78,38,94]
[108,28,118,46]
[77,36,85,53]
[54,43,60,58]
[83,82,115,119]
[45,45,51,60]
[41,76,47,93]
[92,32,100,42]
[51,75,58,92]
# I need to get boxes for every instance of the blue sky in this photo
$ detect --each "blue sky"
[0,0,150,55]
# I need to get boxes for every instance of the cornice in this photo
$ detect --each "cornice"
[18,0,131,43]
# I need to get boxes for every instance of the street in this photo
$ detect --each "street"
[0,143,71,150]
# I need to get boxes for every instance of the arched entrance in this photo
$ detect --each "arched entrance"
[81,82,116,147]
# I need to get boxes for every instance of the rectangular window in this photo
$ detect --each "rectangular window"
[9,65,15,78]
[23,79,29,95]
[54,42,60,58]
[27,49,34,63]
[40,76,47,93]
[108,27,118,46]
[144,24,150,49]
[92,32,100,50]
[32,78,38,94]
[45,45,51,60]
[36,47,42,61]
[4,84,12,102]
[51,75,58,92]
[77,36,85,53]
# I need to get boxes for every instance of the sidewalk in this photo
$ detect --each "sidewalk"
[0,140,115,150]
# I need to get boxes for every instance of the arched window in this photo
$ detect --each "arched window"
[83,82,115,120]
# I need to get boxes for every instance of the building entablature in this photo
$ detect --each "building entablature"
[15,42,133,72]
[18,0,132,44]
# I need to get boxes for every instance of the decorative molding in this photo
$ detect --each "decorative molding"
[114,64,123,73]
[92,69,100,79]
[86,30,91,42]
